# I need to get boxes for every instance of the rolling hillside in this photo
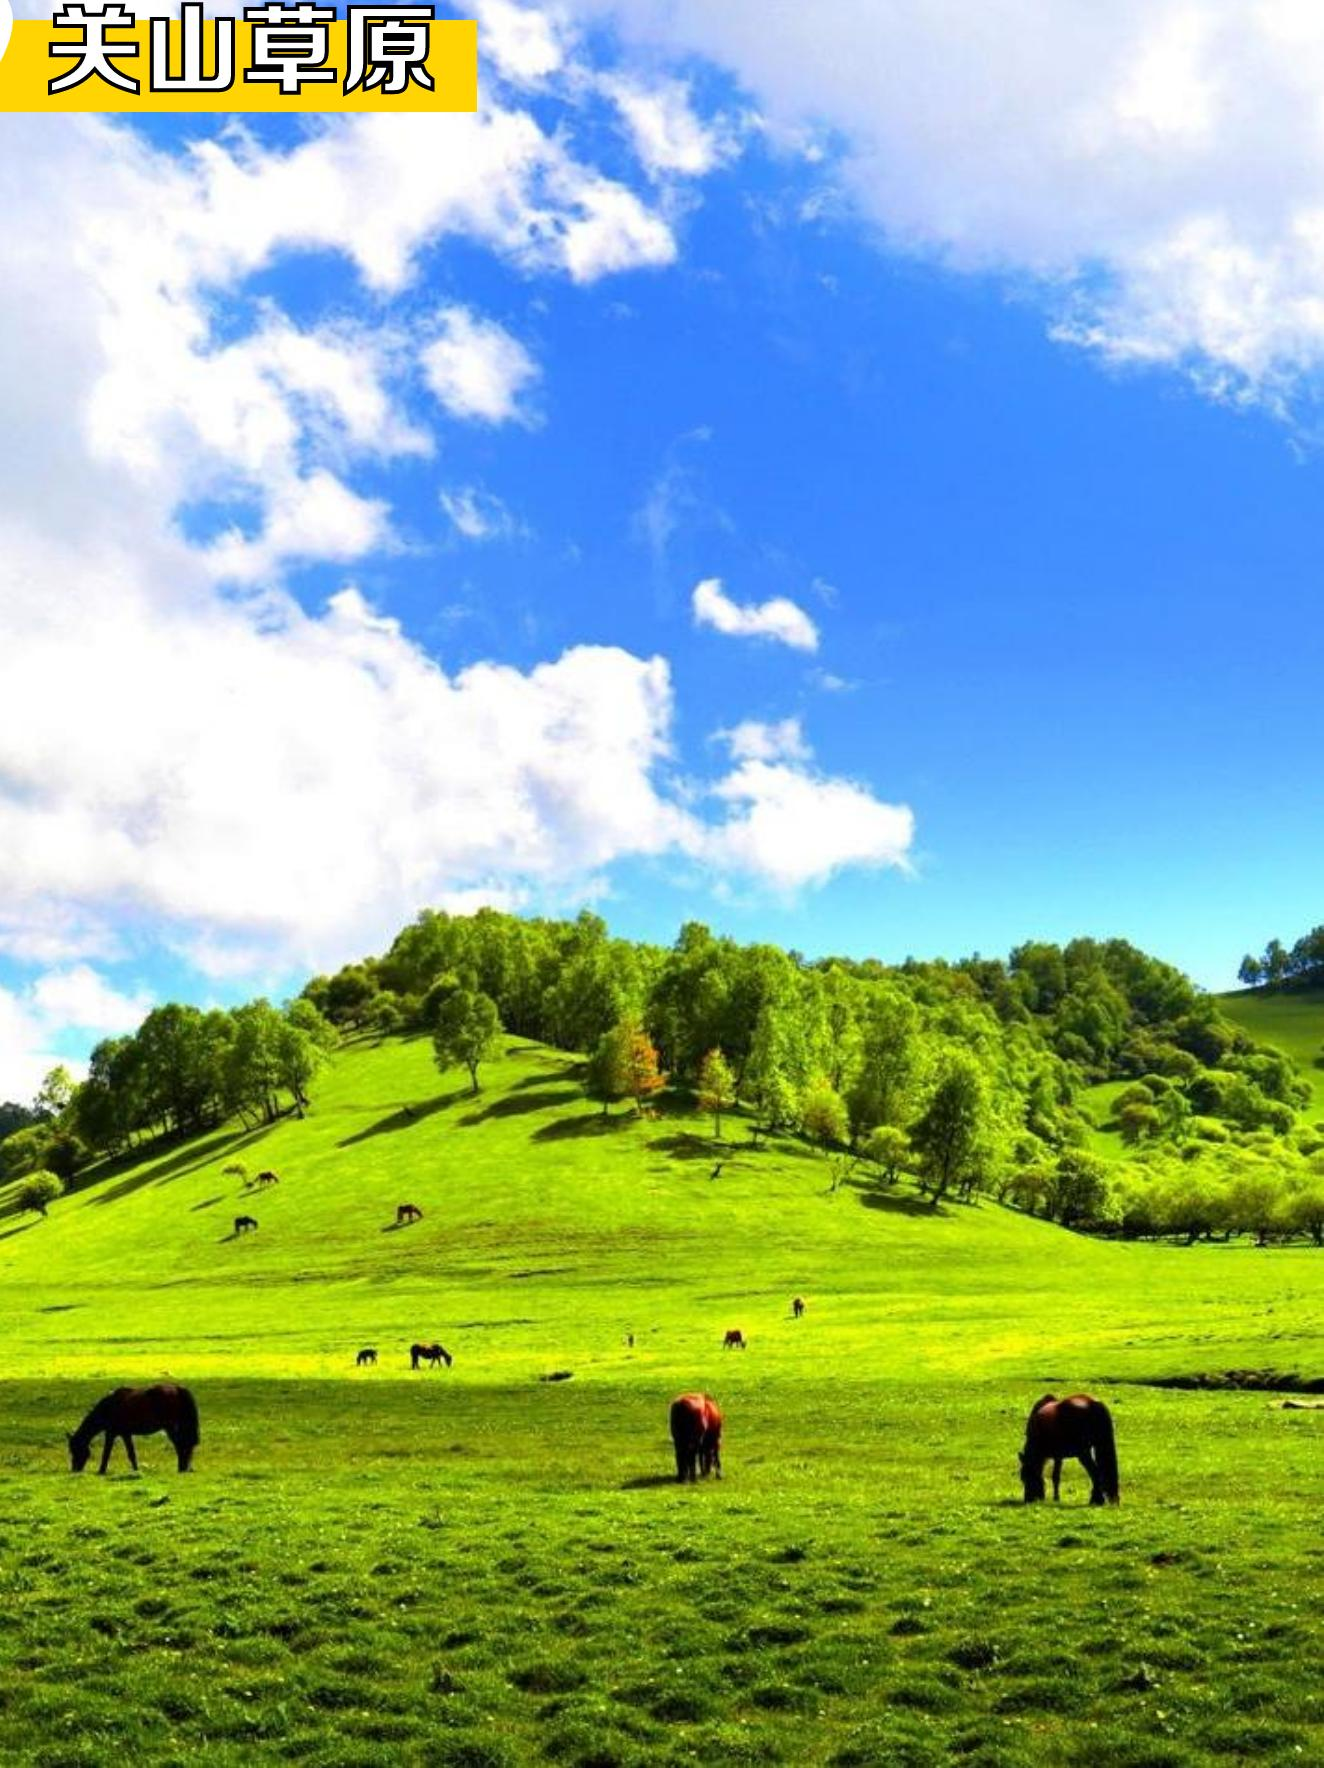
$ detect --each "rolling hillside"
[5,1032,1324,1385]
[5,1035,1324,1763]
[1219,985,1324,1120]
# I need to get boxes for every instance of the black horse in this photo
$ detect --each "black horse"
[69,1384,199,1474]
[234,1214,258,1235]
[1020,1394,1119,1505]
[356,1348,377,1366]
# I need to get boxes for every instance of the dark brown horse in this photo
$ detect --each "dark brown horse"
[234,1214,258,1235]
[410,1342,452,1369]
[1020,1394,1119,1505]
[670,1392,722,1483]
[253,1170,280,1188]
[723,1329,746,1350]
[397,1203,423,1226]
[356,1348,377,1366]
[69,1384,199,1475]
[792,1297,806,1319]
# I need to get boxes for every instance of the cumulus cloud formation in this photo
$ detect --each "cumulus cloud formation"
[422,307,541,425]
[0,968,153,1103]
[601,74,730,177]
[707,761,915,891]
[718,718,810,763]
[568,0,1324,407]
[692,578,820,651]
[0,56,914,1084]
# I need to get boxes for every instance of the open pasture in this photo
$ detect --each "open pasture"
[2,1038,1324,1763]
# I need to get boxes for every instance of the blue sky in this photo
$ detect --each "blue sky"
[3,1,1324,1092]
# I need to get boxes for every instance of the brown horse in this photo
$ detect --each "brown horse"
[670,1393,723,1483]
[410,1342,452,1369]
[234,1214,258,1235]
[397,1203,423,1226]
[1020,1394,1119,1505]
[69,1384,199,1475]
[253,1170,280,1188]
[356,1348,377,1366]
[723,1329,746,1350]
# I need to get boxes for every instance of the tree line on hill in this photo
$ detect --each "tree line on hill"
[1238,924,1324,990]
[3,907,1321,1244]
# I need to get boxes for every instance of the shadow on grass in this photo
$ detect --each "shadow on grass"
[87,1124,274,1209]
[0,1219,39,1243]
[508,1062,585,1089]
[533,1114,637,1144]
[848,1180,943,1219]
[337,1089,470,1149]
[620,1474,682,1491]
[648,1132,722,1163]
[459,1088,581,1126]
[190,1195,225,1213]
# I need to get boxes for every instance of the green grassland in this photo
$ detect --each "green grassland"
[1220,986,1324,1121]
[4,1034,1324,1765]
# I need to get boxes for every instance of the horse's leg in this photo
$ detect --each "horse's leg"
[125,1435,139,1473]
[98,1434,114,1474]
[1052,1459,1062,1501]
[1079,1450,1104,1505]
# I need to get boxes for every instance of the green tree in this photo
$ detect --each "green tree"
[15,1169,63,1217]
[34,1065,77,1121]
[863,1123,910,1186]
[432,990,503,1094]
[910,1055,987,1203]
[585,1021,632,1116]
[696,1048,736,1139]
[1042,1150,1110,1228]
[800,1079,849,1152]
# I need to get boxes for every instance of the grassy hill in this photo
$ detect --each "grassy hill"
[1219,985,1324,1120]
[4,1035,1324,1764]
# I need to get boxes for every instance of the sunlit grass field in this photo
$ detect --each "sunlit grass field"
[3,1034,1324,1764]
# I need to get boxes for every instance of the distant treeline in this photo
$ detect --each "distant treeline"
[3,909,1320,1244]
[1239,926,1324,990]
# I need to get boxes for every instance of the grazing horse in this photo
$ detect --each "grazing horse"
[1020,1394,1120,1505]
[396,1203,423,1226]
[410,1342,452,1369]
[723,1329,746,1350]
[670,1393,723,1483]
[253,1170,280,1188]
[356,1348,377,1367]
[234,1214,258,1235]
[792,1297,806,1319]
[68,1384,199,1475]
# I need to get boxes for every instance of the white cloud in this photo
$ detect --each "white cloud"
[706,759,914,891]
[692,577,819,651]
[567,0,1324,406]
[601,74,729,177]
[422,306,541,424]
[440,485,526,542]
[717,717,810,763]
[476,0,567,84]
[0,967,152,1103]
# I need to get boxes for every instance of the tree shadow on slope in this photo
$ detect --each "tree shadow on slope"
[337,1089,471,1149]
[459,1089,582,1125]
[86,1125,275,1209]
[648,1132,726,1163]
[508,1062,585,1089]
[846,1178,943,1218]
[532,1114,637,1143]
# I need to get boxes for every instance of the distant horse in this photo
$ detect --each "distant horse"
[723,1329,746,1350]
[234,1215,258,1235]
[625,1333,635,1349]
[792,1297,806,1319]
[1020,1394,1120,1505]
[253,1170,280,1188]
[69,1384,199,1475]
[397,1203,423,1226]
[411,1342,452,1369]
[670,1393,723,1483]
[356,1348,377,1367]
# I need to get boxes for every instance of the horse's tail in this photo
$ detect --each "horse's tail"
[177,1385,200,1448]
[1093,1401,1119,1503]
